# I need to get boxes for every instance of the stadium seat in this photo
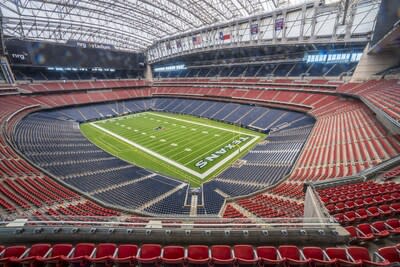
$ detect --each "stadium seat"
[378,205,393,216]
[358,223,390,239]
[210,245,234,266]
[256,246,285,267]
[371,221,391,238]
[88,243,117,264]
[63,243,95,265]
[278,246,309,266]
[302,247,335,266]
[187,245,209,266]
[390,203,400,213]
[385,219,400,234]
[14,243,51,266]
[377,246,400,264]
[137,244,161,265]
[345,226,375,242]
[111,244,138,266]
[161,246,185,265]
[0,246,27,265]
[233,245,257,265]
[325,247,362,267]
[347,247,390,266]
[366,207,381,219]
[36,244,73,265]
[355,208,369,221]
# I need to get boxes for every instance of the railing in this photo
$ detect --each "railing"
[0,216,338,229]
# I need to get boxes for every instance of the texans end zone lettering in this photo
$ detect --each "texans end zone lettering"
[195,136,249,169]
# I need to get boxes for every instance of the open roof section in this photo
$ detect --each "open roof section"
[0,0,340,52]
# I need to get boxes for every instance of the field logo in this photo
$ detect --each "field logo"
[195,136,249,169]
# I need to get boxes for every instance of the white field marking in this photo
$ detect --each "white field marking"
[142,132,146,135]
[91,123,208,178]
[172,123,177,126]
[134,129,139,132]
[160,139,166,142]
[171,143,178,147]
[93,113,260,179]
[215,134,220,137]
[202,131,208,134]
[181,126,186,128]
[191,128,196,131]
[149,112,258,137]
[127,127,131,130]
[185,148,192,151]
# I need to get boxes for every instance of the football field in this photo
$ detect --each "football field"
[80,111,265,186]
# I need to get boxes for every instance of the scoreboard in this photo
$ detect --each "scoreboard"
[5,39,145,70]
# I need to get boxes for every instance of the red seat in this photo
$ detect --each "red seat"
[355,208,369,221]
[88,243,117,264]
[256,246,285,267]
[378,205,393,216]
[211,245,234,265]
[336,203,346,213]
[233,245,257,265]
[137,244,161,265]
[325,247,362,267]
[367,207,381,219]
[390,203,400,213]
[385,218,400,234]
[377,246,400,264]
[63,243,95,264]
[0,246,27,265]
[112,244,138,265]
[347,225,376,242]
[334,213,345,224]
[354,199,365,208]
[357,223,389,238]
[278,246,309,266]
[302,247,335,266]
[344,211,358,224]
[15,244,51,265]
[347,247,390,266]
[187,245,209,265]
[37,244,73,265]
[161,246,185,265]
[371,221,391,238]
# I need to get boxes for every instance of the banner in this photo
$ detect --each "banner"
[192,35,202,45]
[219,31,231,40]
[250,23,259,35]
[176,40,182,48]
[275,18,284,31]
[67,40,115,50]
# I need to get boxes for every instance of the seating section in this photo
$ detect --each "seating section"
[18,79,148,93]
[338,79,400,122]
[14,97,313,215]
[0,79,399,218]
[317,180,400,243]
[1,243,398,267]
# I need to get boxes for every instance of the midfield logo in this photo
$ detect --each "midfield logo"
[195,136,249,169]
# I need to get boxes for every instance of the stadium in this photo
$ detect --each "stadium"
[0,0,399,265]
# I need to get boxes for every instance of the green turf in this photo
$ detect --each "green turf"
[80,111,265,186]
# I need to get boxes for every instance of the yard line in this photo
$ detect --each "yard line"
[90,121,260,179]
[91,122,204,178]
[150,112,258,137]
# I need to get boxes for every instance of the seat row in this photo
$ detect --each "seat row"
[345,219,400,242]
[333,203,399,224]
[2,243,400,267]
